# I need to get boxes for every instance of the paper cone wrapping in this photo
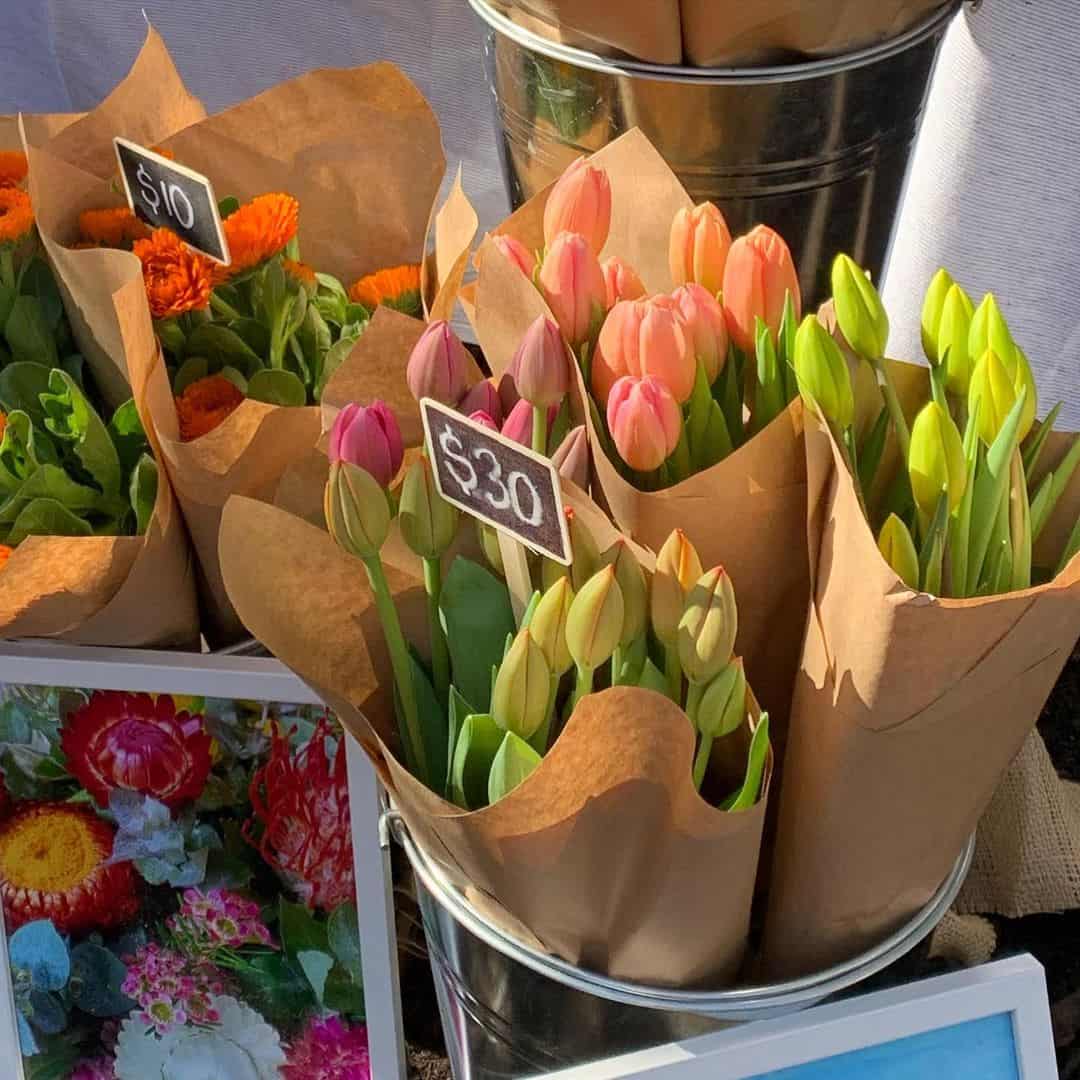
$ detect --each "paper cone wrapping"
[27,30,446,645]
[471,129,809,729]
[762,367,1080,979]
[220,493,770,985]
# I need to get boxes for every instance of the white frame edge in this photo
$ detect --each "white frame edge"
[0,641,407,1080]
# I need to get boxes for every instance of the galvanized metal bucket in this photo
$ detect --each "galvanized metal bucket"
[468,0,962,305]
[390,810,974,1079]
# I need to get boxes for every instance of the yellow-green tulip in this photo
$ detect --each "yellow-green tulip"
[909,401,967,520]
[877,513,920,589]
[324,461,390,560]
[677,566,738,686]
[920,268,955,365]
[831,253,889,361]
[651,529,704,648]
[968,349,1018,447]
[566,565,624,671]
[492,629,552,740]
[793,314,855,429]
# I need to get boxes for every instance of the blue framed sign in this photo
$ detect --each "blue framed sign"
[544,956,1055,1080]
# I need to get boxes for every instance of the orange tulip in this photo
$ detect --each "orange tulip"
[606,375,682,472]
[601,255,647,307]
[722,225,801,354]
[543,157,612,255]
[538,232,607,348]
[491,233,536,279]
[669,202,732,296]
[671,284,729,385]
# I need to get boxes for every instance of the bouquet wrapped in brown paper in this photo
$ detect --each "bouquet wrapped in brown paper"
[0,143,196,646]
[762,258,1080,977]
[25,28,446,645]
[219,378,771,983]
[468,129,809,731]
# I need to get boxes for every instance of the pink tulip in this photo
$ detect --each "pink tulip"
[591,297,695,406]
[469,410,499,431]
[459,379,504,427]
[492,234,536,279]
[602,255,647,308]
[669,202,732,297]
[722,224,801,354]
[406,320,470,405]
[328,400,404,488]
[551,425,590,489]
[538,232,607,348]
[508,315,570,409]
[671,284,729,385]
[607,376,682,473]
[543,157,612,255]
[501,398,557,447]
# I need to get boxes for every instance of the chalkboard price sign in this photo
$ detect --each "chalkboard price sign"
[113,138,230,265]
[422,398,571,565]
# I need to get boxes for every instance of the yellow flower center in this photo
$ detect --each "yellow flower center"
[0,808,104,892]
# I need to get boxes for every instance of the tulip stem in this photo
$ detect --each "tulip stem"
[685,680,707,730]
[874,358,911,465]
[840,426,869,519]
[664,645,683,704]
[531,405,548,456]
[693,734,715,791]
[570,662,595,713]
[530,673,561,756]
[363,555,428,785]
[423,557,451,710]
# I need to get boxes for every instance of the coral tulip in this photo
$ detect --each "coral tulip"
[606,375,682,472]
[328,400,404,489]
[669,202,732,297]
[406,319,470,405]
[602,255,647,307]
[722,225,801,354]
[543,157,612,255]
[508,315,570,408]
[538,232,607,348]
[671,283,729,385]
[491,234,536,279]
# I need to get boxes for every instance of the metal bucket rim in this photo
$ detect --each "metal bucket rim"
[391,808,974,1017]
[468,0,962,85]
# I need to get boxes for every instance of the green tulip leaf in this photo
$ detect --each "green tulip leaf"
[858,406,890,499]
[404,648,448,794]
[686,359,712,467]
[488,731,542,806]
[450,712,504,810]
[446,686,478,799]
[637,657,669,697]
[247,368,307,407]
[716,351,745,450]
[722,713,771,812]
[1022,402,1063,480]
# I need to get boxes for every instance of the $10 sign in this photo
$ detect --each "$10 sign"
[421,399,571,565]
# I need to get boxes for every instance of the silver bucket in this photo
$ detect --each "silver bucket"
[468,0,962,305]
[390,811,974,1079]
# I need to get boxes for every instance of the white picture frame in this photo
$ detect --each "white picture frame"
[0,640,407,1080]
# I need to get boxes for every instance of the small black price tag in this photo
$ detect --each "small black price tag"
[422,398,572,566]
[113,137,230,265]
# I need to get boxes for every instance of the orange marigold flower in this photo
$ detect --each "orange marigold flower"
[348,263,422,317]
[0,189,34,245]
[0,151,27,189]
[78,206,150,248]
[221,192,299,276]
[133,228,214,319]
[0,545,11,574]
[284,258,316,290]
[175,374,245,442]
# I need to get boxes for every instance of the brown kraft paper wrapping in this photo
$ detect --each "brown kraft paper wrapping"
[762,367,1080,979]
[472,129,809,731]
[220,494,770,986]
[28,33,446,645]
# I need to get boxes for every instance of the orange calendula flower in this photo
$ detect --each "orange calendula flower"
[133,228,214,319]
[78,206,150,248]
[0,151,27,189]
[175,374,245,442]
[0,188,34,245]
[284,257,317,290]
[348,263,422,316]
[221,192,299,277]
[0,545,11,574]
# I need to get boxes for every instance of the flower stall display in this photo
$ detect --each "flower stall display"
[761,259,1080,978]
[0,684,369,1079]
[219,390,771,987]
[0,145,196,646]
[25,29,446,644]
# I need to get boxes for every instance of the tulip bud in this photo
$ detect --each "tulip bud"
[722,225,801,354]
[937,284,976,397]
[920,268,954,365]
[551,425,590,489]
[469,410,499,431]
[565,565,624,671]
[669,202,732,297]
[793,314,855,429]
[601,255,647,307]
[399,455,459,559]
[651,529,703,648]
[831,254,889,361]
[677,566,738,685]
[601,539,648,646]
[328,400,404,488]
[1011,347,1038,443]
[671,284,728,385]
[501,398,557,447]
[968,349,1017,447]
[324,461,391,560]
[696,659,746,740]
[542,507,601,592]
[407,320,470,405]
[491,234,536,280]
[592,297,696,405]
[908,401,967,520]
[539,232,608,348]
[543,157,612,255]
[968,294,1015,368]
[459,379,504,427]
[530,576,574,675]
[606,375,683,472]
[508,315,570,409]
[877,513,919,590]
[492,629,552,740]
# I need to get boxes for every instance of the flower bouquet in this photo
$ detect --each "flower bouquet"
[25,29,446,645]
[762,258,1080,977]
[0,148,196,646]
[0,684,368,1079]
[218,389,772,986]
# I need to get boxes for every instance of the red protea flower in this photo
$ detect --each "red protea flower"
[245,718,355,912]
[0,803,139,933]
[61,692,213,810]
